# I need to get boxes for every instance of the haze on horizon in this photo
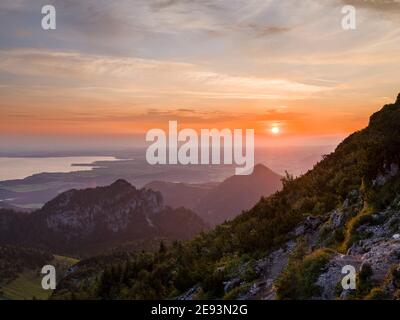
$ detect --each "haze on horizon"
[1,0,400,151]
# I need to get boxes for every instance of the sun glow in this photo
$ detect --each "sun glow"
[271,126,280,135]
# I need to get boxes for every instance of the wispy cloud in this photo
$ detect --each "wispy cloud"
[0,49,329,102]
[0,0,399,137]
[341,0,400,13]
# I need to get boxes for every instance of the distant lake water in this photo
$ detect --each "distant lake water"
[0,156,117,181]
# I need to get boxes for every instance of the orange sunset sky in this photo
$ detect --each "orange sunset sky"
[1,0,400,149]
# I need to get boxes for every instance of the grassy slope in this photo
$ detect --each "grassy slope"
[0,255,78,300]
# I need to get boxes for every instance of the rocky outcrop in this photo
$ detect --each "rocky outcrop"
[44,180,164,234]
[241,241,297,300]
[0,180,208,255]
[311,198,400,299]
[373,163,399,187]
[315,254,362,299]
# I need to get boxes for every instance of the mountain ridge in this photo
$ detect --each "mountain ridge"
[146,163,283,225]
[0,180,209,256]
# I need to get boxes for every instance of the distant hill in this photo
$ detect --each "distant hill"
[0,201,32,212]
[147,164,283,225]
[194,164,283,225]
[144,181,216,210]
[0,180,208,256]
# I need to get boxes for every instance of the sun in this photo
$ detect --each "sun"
[271,126,280,135]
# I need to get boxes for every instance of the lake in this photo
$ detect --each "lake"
[0,156,117,181]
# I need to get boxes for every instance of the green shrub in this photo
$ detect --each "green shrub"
[275,247,333,300]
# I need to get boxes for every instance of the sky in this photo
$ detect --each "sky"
[0,0,400,151]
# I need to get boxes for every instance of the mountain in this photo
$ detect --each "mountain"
[194,164,283,225]
[0,180,208,256]
[144,181,216,210]
[0,159,235,210]
[52,93,400,300]
[146,164,283,225]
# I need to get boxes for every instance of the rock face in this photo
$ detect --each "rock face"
[373,163,399,187]
[43,180,163,235]
[315,239,400,300]
[315,254,362,299]
[293,187,400,300]
[0,180,208,255]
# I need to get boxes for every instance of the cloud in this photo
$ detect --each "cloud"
[245,25,291,36]
[341,0,400,13]
[0,0,399,139]
[150,0,221,11]
[1,104,308,134]
[0,49,329,102]
[261,108,307,121]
